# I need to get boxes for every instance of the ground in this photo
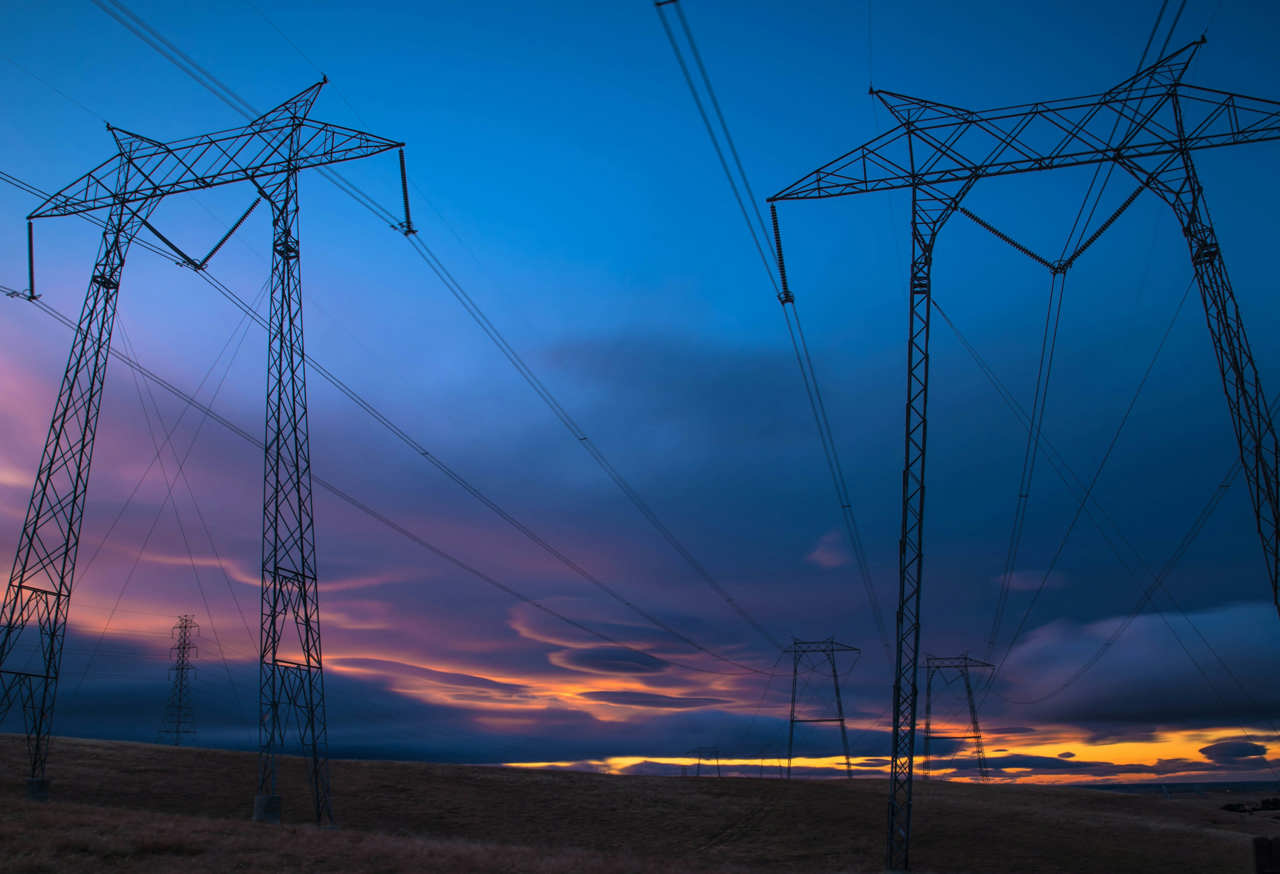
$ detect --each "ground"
[0,734,1271,872]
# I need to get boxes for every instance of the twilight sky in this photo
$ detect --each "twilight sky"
[3,0,1280,785]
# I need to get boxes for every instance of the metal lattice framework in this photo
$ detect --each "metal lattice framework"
[0,82,403,822]
[159,614,199,745]
[770,40,1280,871]
[784,637,859,778]
[921,655,992,782]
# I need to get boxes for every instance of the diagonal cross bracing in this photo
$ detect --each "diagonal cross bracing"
[773,41,1280,201]
[29,82,401,219]
[769,39,1280,872]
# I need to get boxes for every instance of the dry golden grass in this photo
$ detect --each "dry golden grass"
[0,734,1269,872]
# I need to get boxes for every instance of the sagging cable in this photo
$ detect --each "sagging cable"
[770,204,891,656]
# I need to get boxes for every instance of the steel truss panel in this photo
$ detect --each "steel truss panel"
[30,82,402,219]
[773,42,1280,201]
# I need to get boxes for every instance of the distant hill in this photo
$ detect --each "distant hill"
[0,734,1267,873]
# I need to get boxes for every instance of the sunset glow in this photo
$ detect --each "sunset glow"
[2,0,1279,799]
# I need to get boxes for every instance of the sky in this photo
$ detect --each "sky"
[3,0,1280,789]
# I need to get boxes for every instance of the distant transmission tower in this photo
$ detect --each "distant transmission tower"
[785,638,859,778]
[159,615,198,746]
[689,746,721,776]
[922,655,991,782]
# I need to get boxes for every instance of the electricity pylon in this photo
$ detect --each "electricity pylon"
[922,655,991,782]
[689,746,722,776]
[770,40,1280,870]
[159,614,199,746]
[0,81,405,823]
[785,637,859,778]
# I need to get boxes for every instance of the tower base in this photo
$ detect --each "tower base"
[252,793,281,823]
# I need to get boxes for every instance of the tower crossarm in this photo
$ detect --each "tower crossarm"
[29,82,403,219]
[770,44,1280,202]
[925,655,993,672]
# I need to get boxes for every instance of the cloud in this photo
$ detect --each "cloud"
[805,530,849,569]
[579,691,730,709]
[328,655,532,697]
[1058,751,1075,758]
[998,602,1280,730]
[548,646,668,675]
[1200,739,1267,764]
[993,569,1067,592]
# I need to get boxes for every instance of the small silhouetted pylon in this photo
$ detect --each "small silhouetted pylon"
[689,746,721,776]
[786,637,860,778]
[922,654,992,781]
[159,615,198,746]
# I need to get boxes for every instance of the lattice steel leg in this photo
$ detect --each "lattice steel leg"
[254,168,333,826]
[960,666,988,781]
[922,665,935,782]
[0,195,151,794]
[786,645,799,779]
[827,648,853,777]
[1118,137,1280,619]
[1171,162,1279,611]
[887,188,952,872]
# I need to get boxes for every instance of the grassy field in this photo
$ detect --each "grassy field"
[0,734,1271,873]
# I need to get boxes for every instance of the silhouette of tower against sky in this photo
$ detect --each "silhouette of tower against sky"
[922,655,993,782]
[785,637,859,778]
[0,79,406,823]
[159,615,198,746]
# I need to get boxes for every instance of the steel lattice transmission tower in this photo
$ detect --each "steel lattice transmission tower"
[921,655,991,782]
[770,40,1280,870]
[0,81,405,820]
[159,614,199,746]
[785,637,859,778]
[687,746,722,777]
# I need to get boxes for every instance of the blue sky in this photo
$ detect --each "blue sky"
[2,0,1280,783]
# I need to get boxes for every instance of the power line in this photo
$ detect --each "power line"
[66,296,259,709]
[986,269,1069,658]
[116,318,250,716]
[986,4,1188,656]
[1005,393,1280,707]
[986,278,1195,690]
[654,0,776,289]
[90,0,785,654]
[934,291,1280,746]
[984,0,1218,675]
[4,285,755,679]
[0,170,767,675]
[772,210,890,655]
[655,0,887,652]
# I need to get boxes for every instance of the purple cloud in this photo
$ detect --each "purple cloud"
[1200,739,1267,764]
[579,691,730,709]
